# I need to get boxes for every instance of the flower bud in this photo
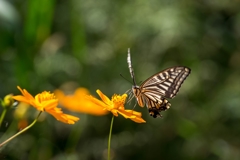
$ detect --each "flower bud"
[2,94,14,109]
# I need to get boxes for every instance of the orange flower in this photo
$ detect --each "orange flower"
[12,86,79,124]
[54,88,108,116]
[87,90,146,123]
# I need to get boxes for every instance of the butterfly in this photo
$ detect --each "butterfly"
[127,48,191,118]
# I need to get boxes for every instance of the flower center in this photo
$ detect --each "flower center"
[36,91,57,103]
[112,94,127,109]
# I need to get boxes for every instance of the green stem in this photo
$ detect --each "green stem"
[108,115,114,160]
[0,108,7,127]
[0,111,42,148]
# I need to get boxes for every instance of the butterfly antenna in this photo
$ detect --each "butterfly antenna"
[120,74,132,84]
[127,48,137,86]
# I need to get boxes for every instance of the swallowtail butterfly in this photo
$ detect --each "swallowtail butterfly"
[127,49,191,118]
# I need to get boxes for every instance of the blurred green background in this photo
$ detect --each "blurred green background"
[1,0,240,160]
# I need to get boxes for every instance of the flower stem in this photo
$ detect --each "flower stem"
[108,115,114,160]
[0,111,42,148]
[0,108,7,127]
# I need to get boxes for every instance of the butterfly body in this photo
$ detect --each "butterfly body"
[127,49,191,118]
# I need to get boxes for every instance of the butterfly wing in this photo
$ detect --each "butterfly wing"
[140,66,191,99]
[127,49,191,118]
[132,88,171,118]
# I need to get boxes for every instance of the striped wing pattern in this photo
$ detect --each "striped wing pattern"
[141,67,191,99]
[127,49,191,118]
[132,67,191,118]
[132,67,190,118]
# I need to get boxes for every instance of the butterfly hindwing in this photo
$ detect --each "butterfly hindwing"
[145,96,171,118]
[136,86,171,118]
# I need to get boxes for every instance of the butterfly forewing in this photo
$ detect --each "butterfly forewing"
[141,67,191,99]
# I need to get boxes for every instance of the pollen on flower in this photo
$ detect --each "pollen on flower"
[112,94,127,107]
[36,92,57,103]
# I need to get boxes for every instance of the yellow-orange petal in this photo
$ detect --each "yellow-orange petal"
[130,116,146,123]
[55,89,108,116]
[12,95,31,104]
[117,109,146,123]
[62,114,80,124]
[111,109,119,117]
[116,110,134,118]
[17,86,34,100]
[124,110,143,117]
[54,89,65,99]
[40,99,58,110]
[47,108,79,124]
[96,90,112,106]
[86,95,109,109]
[74,88,90,97]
